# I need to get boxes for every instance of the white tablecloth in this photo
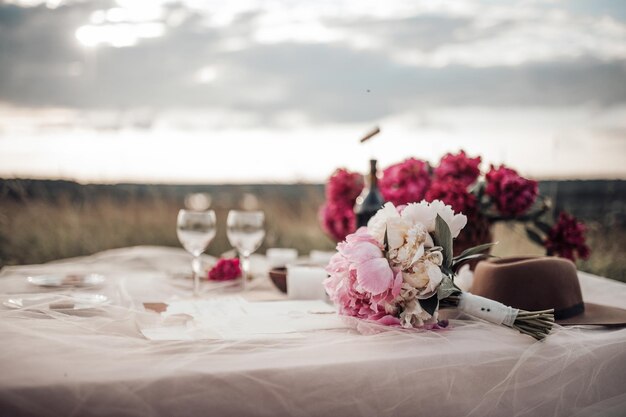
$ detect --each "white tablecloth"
[1,246,625,417]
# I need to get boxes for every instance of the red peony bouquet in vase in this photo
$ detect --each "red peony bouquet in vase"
[320,150,590,263]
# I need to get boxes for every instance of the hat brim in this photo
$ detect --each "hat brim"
[557,302,626,327]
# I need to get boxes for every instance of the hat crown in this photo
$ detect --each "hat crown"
[472,257,583,316]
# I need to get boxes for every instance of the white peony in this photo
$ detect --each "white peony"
[428,200,467,238]
[399,299,438,328]
[401,201,436,231]
[402,258,444,297]
[400,200,467,238]
[367,202,410,250]
[402,269,429,290]
[389,223,434,269]
[399,282,419,301]
[426,250,444,266]
[394,245,416,268]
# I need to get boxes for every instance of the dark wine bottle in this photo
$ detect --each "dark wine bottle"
[354,159,385,227]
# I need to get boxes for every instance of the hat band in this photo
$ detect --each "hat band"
[554,302,585,320]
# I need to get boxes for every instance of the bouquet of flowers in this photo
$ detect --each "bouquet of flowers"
[324,200,555,340]
[320,150,590,262]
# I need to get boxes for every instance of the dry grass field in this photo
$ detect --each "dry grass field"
[0,180,624,282]
[0,183,335,267]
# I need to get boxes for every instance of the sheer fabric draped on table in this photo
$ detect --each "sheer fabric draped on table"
[0,246,625,417]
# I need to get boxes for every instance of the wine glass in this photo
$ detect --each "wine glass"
[177,209,217,296]
[226,210,265,290]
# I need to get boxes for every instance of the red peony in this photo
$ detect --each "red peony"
[208,258,242,281]
[326,168,364,205]
[319,201,357,242]
[434,150,482,187]
[379,158,431,205]
[425,179,477,217]
[544,212,591,262]
[485,165,538,216]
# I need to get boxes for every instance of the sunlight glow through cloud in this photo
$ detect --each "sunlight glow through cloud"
[75,23,165,48]
[75,1,166,48]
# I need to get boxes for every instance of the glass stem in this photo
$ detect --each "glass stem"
[192,255,201,297]
[241,254,250,291]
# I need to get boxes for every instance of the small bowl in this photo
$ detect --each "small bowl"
[269,267,287,293]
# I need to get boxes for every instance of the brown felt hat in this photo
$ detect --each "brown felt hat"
[472,257,626,327]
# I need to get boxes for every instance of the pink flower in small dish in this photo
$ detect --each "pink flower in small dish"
[208,258,242,281]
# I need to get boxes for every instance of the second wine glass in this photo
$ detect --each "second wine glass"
[226,210,265,290]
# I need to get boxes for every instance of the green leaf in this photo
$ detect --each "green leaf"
[534,221,552,235]
[437,276,459,300]
[525,228,544,246]
[383,226,390,260]
[434,215,453,269]
[453,253,497,264]
[452,254,498,273]
[441,265,453,277]
[418,294,439,316]
[453,242,498,261]
[383,227,389,251]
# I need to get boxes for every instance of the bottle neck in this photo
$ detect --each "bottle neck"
[368,159,378,189]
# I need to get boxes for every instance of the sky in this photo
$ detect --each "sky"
[0,0,625,183]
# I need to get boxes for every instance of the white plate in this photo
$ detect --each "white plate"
[3,293,110,312]
[27,273,106,288]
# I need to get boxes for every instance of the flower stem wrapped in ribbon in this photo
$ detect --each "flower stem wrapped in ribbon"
[324,200,554,340]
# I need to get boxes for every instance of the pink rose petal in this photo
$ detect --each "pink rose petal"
[342,241,383,263]
[356,258,394,295]
[376,315,402,326]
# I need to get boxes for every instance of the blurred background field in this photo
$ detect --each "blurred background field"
[0,178,624,282]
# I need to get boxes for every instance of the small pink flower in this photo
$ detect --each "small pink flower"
[379,158,431,205]
[545,212,591,262]
[208,258,242,281]
[434,150,481,187]
[485,165,538,216]
[319,202,357,242]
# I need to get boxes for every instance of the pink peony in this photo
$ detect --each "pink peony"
[545,212,591,262]
[425,179,477,217]
[324,228,403,325]
[326,168,364,205]
[319,202,358,242]
[434,150,482,187]
[485,165,538,216]
[208,258,242,281]
[379,158,431,205]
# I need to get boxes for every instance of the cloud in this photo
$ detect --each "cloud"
[0,0,625,127]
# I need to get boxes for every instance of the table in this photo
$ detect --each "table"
[1,246,625,417]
